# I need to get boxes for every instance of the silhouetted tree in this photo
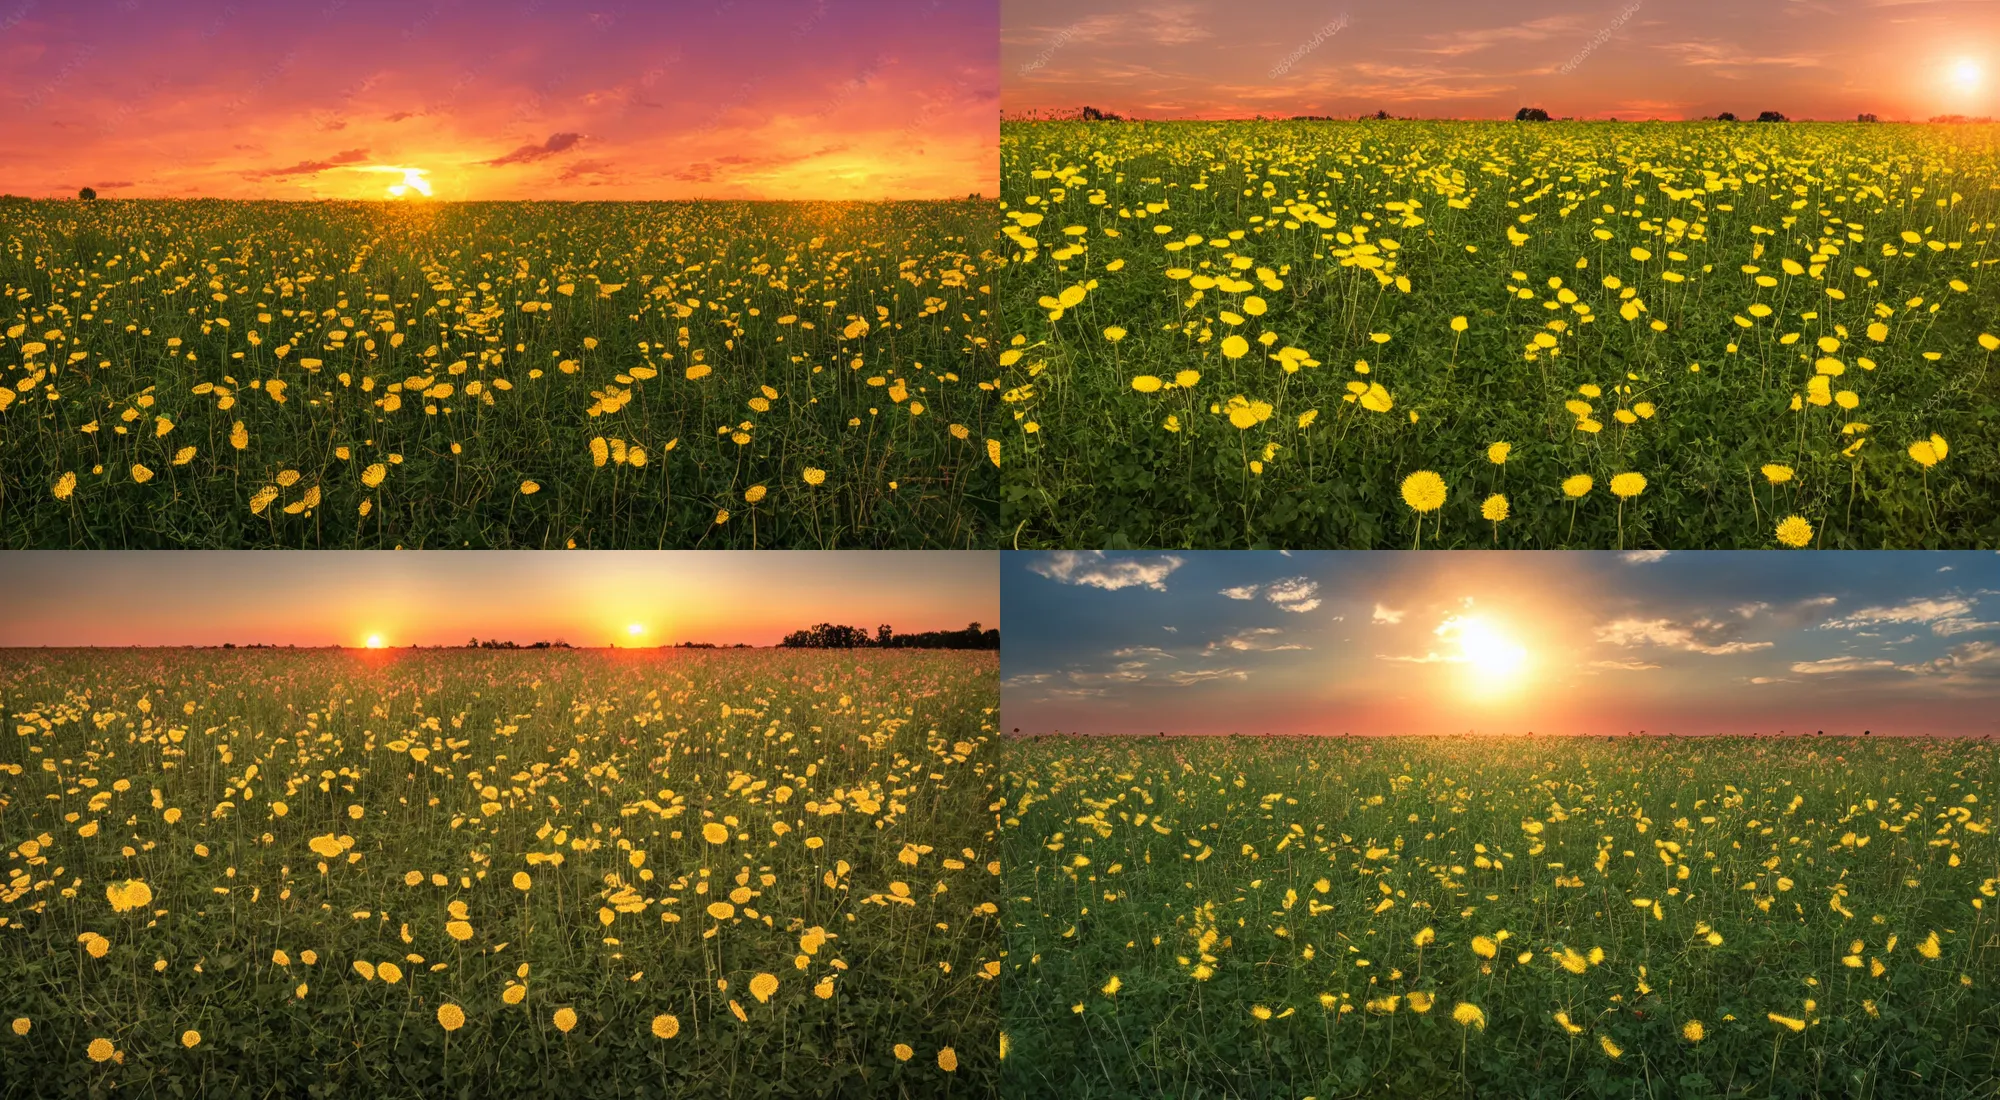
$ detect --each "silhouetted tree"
[1363,109,1393,120]
[1077,106,1126,121]
[1715,111,1738,122]
[1756,110,1788,123]
[1514,107,1551,122]
[77,187,96,200]
[1856,113,1879,123]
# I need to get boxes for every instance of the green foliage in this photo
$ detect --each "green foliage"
[0,200,1000,548]
[1001,735,2000,1097]
[0,649,999,1097]
[999,121,2000,549]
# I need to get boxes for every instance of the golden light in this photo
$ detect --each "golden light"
[364,634,385,649]
[627,623,645,637]
[354,165,433,199]
[1439,615,1529,697]
[1949,58,1983,94]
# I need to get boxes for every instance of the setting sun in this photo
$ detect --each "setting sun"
[365,634,385,649]
[627,623,645,636]
[1441,615,1529,696]
[1949,58,1984,94]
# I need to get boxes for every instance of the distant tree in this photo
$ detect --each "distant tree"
[1715,111,1738,122]
[1756,110,1788,123]
[77,187,96,200]
[1077,105,1126,122]
[1856,112,1879,123]
[1514,107,1551,122]
[1363,109,1393,120]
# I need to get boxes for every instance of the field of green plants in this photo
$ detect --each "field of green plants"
[999,122,2000,549]
[1000,735,2000,1098]
[0,200,999,548]
[0,648,999,1098]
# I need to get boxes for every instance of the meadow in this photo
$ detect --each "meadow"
[0,647,1000,1098]
[0,199,1000,548]
[1000,735,2000,1098]
[999,121,2000,549]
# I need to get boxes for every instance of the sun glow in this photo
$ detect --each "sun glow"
[627,623,645,637]
[1439,615,1529,697]
[353,165,434,199]
[364,634,385,649]
[1950,58,1983,94]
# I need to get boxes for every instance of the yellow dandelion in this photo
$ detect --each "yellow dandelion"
[520,480,540,495]
[744,485,768,504]
[131,463,154,484]
[1600,1034,1623,1059]
[702,822,730,845]
[52,471,77,500]
[1775,515,1813,548]
[749,972,779,1003]
[87,1038,115,1062]
[1562,474,1593,498]
[1769,1013,1806,1032]
[1487,441,1510,464]
[1682,1020,1705,1042]
[554,1007,577,1033]
[1452,1002,1486,1031]
[802,467,826,486]
[652,1014,680,1039]
[10,1018,29,1036]
[438,1003,466,1032]
[1482,494,1509,523]
[1610,472,1646,498]
[938,1048,958,1072]
[1401,470,1446,513]
[894,1043,914,1061]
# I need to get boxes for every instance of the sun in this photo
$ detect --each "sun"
[364,634,385,649]
[627,623,645,637]
[1440,615,1529,696]
[1950,58,1983,94]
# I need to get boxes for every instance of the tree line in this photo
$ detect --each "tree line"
[777,623,998,650]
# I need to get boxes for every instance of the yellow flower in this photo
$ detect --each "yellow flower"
[554,1007,577,1033]
[987,438,1001,467]
[1401,470,1446,513]
[652,1014,680,1039]
[1682,1020,1705,1042]
[360,463,387,488]
[1103,326,1127,342]
[230,421,249,450]
[1221,335,1250,359]
[714,509,730,524]
[1250,1005,1273,1020]
[179,1029,201,1049]
[749,972,779,1003]
[1553,1011,1584,1035]
[10,1018,29,1036]
[702,822,730,845]
[1768,1012,1806,1032]
[802,467,826,486]
[513,872,532,891]
[894,1043,914,1061]
[1406,991,1434,1013]
[1452,1002,1486,1031]
[106,879,153,912]
[131,463,154,484]
[1761,464,1794,484]
[87,1038,116,1062]
[707,902,735,920]
[446,920,474,941]
[1562,474,1593,498]
[1918,931,1941,959]
[520,480,540,495]
[1224,395,1273,428]
[1101,975,1122,995]
[437,1003,466,1031]
[1610,472,1646,498]
[1775,515,1813,548]
[1413,927,1436,947]
[378,962,403,984]
[52,471,76,500]
[1471,935,1497,959]
[937,1047,958,1072]
[744,485,767,504]
[1451,316,1469,332]
[1600,1034,1623,1059]
[503,984,527,1005]
[1482,494,1509,522]
[1487,441,1510,464]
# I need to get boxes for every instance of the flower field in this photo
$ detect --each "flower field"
[999,121,2000,549]
[1000,735,2000,1097]
[0,648,999,1098]
[0,200,1000,548]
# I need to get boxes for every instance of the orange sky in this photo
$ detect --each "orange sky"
[0,551,998,648]
[1003,0,1999,121]
[1,0,997,200]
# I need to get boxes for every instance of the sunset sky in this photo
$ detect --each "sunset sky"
[0,551,997,647]
[1,0,996,200]
[1003,0,1998,121]
[1004,551,2000,737]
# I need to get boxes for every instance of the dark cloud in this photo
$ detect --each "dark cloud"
[251,148,370,177]
[485,132,585,166]
[557,159,615,181]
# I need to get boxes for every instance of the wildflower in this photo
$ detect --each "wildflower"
[1609,472,1646,498]
[1761,464,1794,484]
[802,467,826,486]
[106,879,153,912]
[553,1007,577,1033]
[53,472,77,499]
[1412,927,1436,947]
[1452,1002,1486,1031]
[1562,474,1593,498]
[1487,441,1510,464]
[520,480,540,495]
[1554,1011,1583,1035]
[438,1003,466,1031]
[1101,975,1122,995]
[1471,935,1497,959]
[1775,515,1813,548]
[1683,1020,1705,1042]
[938,1047,958,1072]
[894,1043,914,1061]
[702,822,730,845]
[1769,1013,1806,1032]
[749,972,779,1003]
[1401,470,1446,513]
[87,1038,116,1062]
[652,1014,680,1039]
[1482,494,1509,522]
[1600,1034,1623,1058]
[181,1030,201,1048]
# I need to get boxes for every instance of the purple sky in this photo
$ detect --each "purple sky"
[0,0,998,199]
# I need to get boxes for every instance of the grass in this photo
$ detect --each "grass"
[999,121,2000,549]
[0,647,999,1098]
[1000,734,2000,1098]
[0,199,1001,548]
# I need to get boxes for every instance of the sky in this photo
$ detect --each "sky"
[0,0,997,200]
[0,551,997,647]
[1003,550,2000,737]
[1003,0,2000,121]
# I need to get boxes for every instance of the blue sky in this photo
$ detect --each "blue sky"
[1003,550,2000,736]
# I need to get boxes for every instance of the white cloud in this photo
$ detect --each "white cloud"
[1897,641,2000,679]
[1263,577,1323,613]
[1790,657,1896,675]
[1030,551,1183,592]
[1207,627,1310,655]
[1111,646,1173,662]
[1219,584,1260,600]
[1378,651,1449,664]
[1748,676,1796,684]
[1823,596,1995,636]
[1589,659,1661,671]
[1166,668,1250,686]
[1597,618,1774,655]
[1622,550,1671,563]
[1372,603,1405,625]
